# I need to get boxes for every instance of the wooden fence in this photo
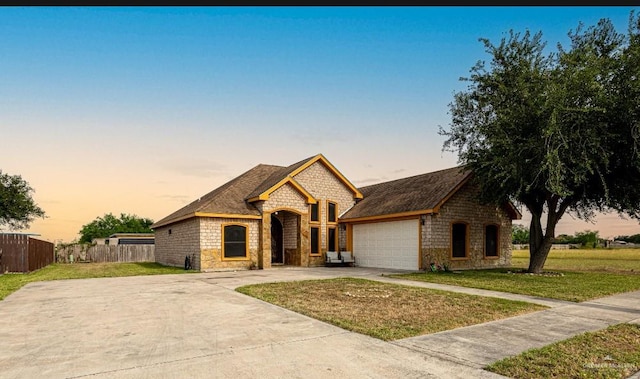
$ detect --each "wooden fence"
[0,234,55,273]
[56,244,155,263]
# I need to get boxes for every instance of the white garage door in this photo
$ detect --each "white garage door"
[352,219,419,270]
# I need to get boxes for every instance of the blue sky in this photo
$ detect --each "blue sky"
[1,6,639,242]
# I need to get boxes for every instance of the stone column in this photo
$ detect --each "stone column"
[299,212,310,267]
[261,213,272,269]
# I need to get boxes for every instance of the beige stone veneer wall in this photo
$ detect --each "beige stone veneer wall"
[422,183,513,270]
[156,161,360,271]
[199,218,260,271]
[154,219,201,270]
[294,161,356,265]
[259,183,309,214]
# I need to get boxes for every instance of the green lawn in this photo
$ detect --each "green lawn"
[392,269,640,302]
[237,277,545,341]
[391,249,640,302]
[512,248,640,273]
[0,262,193,300]
[486,323,640,379]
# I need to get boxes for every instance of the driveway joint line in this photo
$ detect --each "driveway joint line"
[65,331,351,379]
[389,341,486,369]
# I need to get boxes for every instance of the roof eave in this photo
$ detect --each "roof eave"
[151,212,262,229]
[339,209,434,223]
[432,172,473,213]
[505,202,523,220]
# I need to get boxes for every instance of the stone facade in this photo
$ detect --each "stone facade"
[155,156,512,273]
[259,183,308,214]
[199,218,260,271]
[283,214,298,250]
[246,183,315,269]
[421,183,512,270]
[293,161,356,265]
[154,218,200,269]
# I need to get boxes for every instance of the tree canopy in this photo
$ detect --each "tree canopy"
[614,234,640,244]
[440,12,640,272]
[554,230,600,247]
[512,224,530,244]
[79,213,154,243]
[0,170,46,230]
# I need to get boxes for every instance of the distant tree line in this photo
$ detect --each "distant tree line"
[512,225,602,248]
[554,230,600,248]
[78,213,154,243]
[613,234,640,244]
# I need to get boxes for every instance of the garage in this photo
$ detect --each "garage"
[352,219,419,270]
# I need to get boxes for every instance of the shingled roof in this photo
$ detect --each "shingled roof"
[340,166,472,220]
[152,154,364,229]
[151,164,284,228]
[153,158,516,229]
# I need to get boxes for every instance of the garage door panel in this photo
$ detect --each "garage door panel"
[352,219,419,270]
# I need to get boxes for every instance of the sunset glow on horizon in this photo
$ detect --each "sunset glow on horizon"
[2,6,639,242]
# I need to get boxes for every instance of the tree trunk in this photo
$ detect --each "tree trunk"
[527,211,554,273]
[524,195,572,273]
[528,238,553,273]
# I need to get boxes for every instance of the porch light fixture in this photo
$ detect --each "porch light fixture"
[421,215,426,225]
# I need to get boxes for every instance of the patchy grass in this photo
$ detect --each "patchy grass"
[236,277,545,341]
[0,262,193,300]
[486,323,640,379]
[393,249,640,302]
[392,269,640,302]
[512,249,640,274]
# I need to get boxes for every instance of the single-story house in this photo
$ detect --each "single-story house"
[152,154,520,271]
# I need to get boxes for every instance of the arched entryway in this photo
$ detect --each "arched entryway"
[271,214,284,264]
[269,210,302,266]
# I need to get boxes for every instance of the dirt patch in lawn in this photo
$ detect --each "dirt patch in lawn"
[236,277,546,341]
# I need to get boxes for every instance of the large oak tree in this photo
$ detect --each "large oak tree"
[440,13,640,273]
[0,170,45,230]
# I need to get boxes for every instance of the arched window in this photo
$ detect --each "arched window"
[451,222,468,259]
[485,224,499,258]
[223,224,248,259]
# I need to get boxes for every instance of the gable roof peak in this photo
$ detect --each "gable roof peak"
[246,153,363,202]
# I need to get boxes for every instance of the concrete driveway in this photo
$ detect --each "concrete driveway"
[0,268,501,379]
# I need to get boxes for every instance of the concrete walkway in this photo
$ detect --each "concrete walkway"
[0,266,638,378]
[372,274,574,308]
[211,267,640,374]
[392,287,640,368]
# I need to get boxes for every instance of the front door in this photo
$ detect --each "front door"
[271,214,284,264]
